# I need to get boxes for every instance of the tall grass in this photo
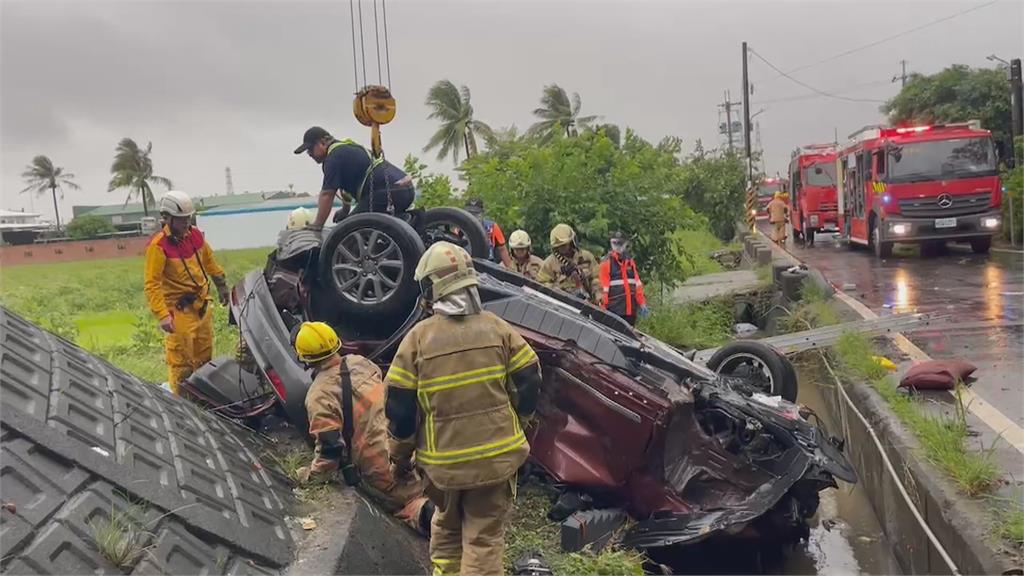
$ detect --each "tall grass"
[1,248,269,383]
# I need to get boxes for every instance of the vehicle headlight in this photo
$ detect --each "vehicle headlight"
[891,223,909,235]
[982,217,1001,229]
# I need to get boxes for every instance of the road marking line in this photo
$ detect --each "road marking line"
[755,227,1024,455]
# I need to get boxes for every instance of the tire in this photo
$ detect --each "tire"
[421,207,489,259]
[707,341,798,402]
[871,222,893,259]
[806,226,817,247]
[970,236,992,254]
[319,213,425,322]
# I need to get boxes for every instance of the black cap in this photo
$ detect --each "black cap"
[294,126,331,154]
[465,198,484,214]
[610,230,628,241]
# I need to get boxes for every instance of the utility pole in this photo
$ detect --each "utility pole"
[718,90,742,152]
[742,41,753,187]
[1010,59,1022,246]
[892,59,909,88]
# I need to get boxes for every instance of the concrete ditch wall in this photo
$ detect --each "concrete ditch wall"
[741,231,1016,575]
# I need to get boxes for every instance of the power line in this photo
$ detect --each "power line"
[749,47,888,104]
[752,78,893,105]
[754,1,997,84]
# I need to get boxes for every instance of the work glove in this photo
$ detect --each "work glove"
[332,203,352,223]
[159,315,175,334]
[638,305,650,318]
[390,459,414,481]
[212,275,230,306]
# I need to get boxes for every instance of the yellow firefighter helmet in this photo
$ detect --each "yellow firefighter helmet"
[294,322,341,364]
[549,223,576,248]
[414,241,478,301]
[508,229,532,250]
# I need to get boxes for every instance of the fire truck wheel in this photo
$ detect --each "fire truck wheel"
[970,237,991,254]
[871,223,893,258]
[804,219,816,247]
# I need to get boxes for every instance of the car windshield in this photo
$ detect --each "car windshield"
[757,182,783,197]
[887,137,996,182]
[803,162,836,187]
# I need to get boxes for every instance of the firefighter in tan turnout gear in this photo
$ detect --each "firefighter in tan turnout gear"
[292,321,433,535]
[384,241,542,576]
[503,229,544,280]
[538,223,602,302]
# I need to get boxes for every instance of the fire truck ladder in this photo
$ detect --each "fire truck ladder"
[694,312,947,363]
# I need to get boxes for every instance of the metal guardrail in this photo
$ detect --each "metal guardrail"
[695,312,946,363]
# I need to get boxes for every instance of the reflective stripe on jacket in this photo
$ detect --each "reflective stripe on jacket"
[384,311,538,490]
[143,225,225,320]
[598,252,646,317]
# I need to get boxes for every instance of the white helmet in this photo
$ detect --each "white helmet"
[508,229,531,250]
[287,207,313,230]
[159,191,195,217]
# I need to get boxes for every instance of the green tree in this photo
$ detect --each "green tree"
[108,138,173,216]
[1002,136,1023,244]
[678,146,748,240]
[403,154,456,209]
[882,65,1012,145]
[66,214,116,239]
[528,84,599,141]
[20,155,79,230]
[423,80,494,164]
[589,123,621,148]
[462,129,708,286]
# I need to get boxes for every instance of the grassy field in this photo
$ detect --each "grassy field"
[0,248,269,383]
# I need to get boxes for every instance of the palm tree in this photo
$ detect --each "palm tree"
[20,155,79,229]
[528,84,599,141]
[423,80,494,164]
[108,138,173,215]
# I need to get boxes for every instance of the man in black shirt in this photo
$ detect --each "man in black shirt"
[294,126,416,229]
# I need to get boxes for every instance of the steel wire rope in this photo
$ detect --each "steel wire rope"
[373,0,383,85]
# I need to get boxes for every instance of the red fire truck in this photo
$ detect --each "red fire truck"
[836,121,1002,258]
[788,144,838,247]
[754,177,788,219]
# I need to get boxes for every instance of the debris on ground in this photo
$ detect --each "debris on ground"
[300,517,317,530]
[871,356,898,371]
[511,550,554,575]
[899,359,977,390]
[733,322,759,337]
[561,509,627,553]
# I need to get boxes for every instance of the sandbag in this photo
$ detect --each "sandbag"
[899,359,977,391]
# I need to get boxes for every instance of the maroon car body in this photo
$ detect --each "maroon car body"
[211,229,856,551]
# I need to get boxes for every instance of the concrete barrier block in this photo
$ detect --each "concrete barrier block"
[756,247,772,266]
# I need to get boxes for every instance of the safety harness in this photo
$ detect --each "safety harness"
[337,358,361,486]
[327,140,394,214]
[169,228,211,318]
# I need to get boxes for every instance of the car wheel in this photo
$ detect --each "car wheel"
[421,207,489,259]
[970,236,991,254]
[319,213,425,321]
[707,341,798,401]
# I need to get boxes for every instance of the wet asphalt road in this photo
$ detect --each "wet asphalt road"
[768,224,1024,490]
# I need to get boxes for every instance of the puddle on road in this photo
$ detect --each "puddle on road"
[779,358,903,576]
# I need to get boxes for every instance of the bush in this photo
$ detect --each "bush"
[67,214,116,239]
[461,130,717,287]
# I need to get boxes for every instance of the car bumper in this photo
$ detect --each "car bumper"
[881,209,1001,242]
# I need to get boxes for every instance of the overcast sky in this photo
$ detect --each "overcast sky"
[2,0,1021,220]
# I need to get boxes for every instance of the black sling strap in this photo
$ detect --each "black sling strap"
[339,359,355,460]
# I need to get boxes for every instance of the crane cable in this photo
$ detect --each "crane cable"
[348,0,393,90]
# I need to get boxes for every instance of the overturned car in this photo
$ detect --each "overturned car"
[189,213,857,552]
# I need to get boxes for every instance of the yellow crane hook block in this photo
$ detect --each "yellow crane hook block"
[353,85,396,126]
